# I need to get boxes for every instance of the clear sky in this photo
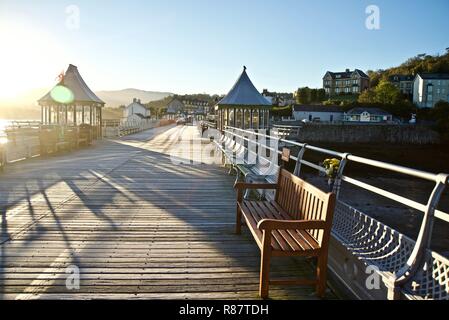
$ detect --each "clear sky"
[0,0,448,99]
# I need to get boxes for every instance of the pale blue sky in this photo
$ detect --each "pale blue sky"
[1,0,448,96]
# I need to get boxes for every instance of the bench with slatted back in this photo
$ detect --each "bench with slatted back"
[234,168,336,299]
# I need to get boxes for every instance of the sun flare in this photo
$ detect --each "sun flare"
[0,19,66,103]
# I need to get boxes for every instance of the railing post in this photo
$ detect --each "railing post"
[387,173,448,300]
[332,153,350,199]
[293,144,307,177]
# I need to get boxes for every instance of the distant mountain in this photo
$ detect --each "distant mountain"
[96,89,173,108]
[0,88,174,119]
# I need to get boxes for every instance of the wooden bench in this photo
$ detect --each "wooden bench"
[39,128,59,156]
[77,125,93,147]
[55,141,70,152]
[63,128,78,150]
[234,169,336,299]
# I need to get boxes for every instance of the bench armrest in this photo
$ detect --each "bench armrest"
[234,182,278,190]
[257,219,327,231]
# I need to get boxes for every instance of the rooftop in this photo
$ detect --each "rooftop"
[324,69,369,80]
[39,64,105,106]
[293,105,345,113]
[417,73,449,80]
[217,67,272,107]
[389,74,415,82]
[346,107,392,115]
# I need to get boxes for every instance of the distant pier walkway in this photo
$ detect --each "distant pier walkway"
[0,125,335,299]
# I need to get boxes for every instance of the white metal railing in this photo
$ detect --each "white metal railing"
[199,120,217,130]
[1,122,43,164]
[215,125,449,300]
[102,119,160,137]
[272,124,301,139]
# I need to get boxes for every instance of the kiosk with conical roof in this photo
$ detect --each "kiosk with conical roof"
[38,64,105,138]
[215,66,272,131]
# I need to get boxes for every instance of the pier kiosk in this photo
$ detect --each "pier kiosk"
[215,66,272,132]
[38,64,105,139]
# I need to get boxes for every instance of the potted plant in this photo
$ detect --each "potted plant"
[322,158,341,192]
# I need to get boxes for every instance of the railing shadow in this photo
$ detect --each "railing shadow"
[0,126,325,299]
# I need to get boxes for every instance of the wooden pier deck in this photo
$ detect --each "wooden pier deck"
[0,125,337,300]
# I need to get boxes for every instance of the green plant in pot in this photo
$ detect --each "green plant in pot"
[322,158,340,191]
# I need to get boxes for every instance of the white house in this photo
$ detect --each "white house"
[413,73,449,108]
[293,105,344,122]
[123,98,151,122]
[344,107,393,123]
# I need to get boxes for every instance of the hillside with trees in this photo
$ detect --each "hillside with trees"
[145,94,220,118]
[294,87,326,104]
[367,50,449,88]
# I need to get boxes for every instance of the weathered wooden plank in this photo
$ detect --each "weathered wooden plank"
[0,125,337,300]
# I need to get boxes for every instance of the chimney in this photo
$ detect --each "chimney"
[133,98,137,103]
[138,99,141,104]
[346,69,350,73]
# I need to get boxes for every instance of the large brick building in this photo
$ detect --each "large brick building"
[323,69,370,96]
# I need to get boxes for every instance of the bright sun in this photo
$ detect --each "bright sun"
[0,19,66,102]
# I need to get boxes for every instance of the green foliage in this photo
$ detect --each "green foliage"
[358,89,377,104]
[322,158,340,179]
[375,81,401,104]
[355,80,415,118]
[367,51,449,89]
[295,87,326,104]
[295,87,311,104]
[415,101,449,141]
[430,101,449,140]
[271,106,292,117]
[359,80,401,105]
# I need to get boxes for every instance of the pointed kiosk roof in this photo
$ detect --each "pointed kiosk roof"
[217,66,272,107]
[39,64,105,106]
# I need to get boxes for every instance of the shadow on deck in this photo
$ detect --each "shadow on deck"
[0,125,340,300]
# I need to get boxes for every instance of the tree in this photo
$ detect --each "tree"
[358,89,376,104]
[433,101,449,141]
[357,80,401,105]
[316,89,326,102]
[309,89,317,103]
[374,80,401,104]
[295,87,311,104]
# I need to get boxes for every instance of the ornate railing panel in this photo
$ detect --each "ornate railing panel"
[211,126,449,300]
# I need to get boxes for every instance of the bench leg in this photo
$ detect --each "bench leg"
[316,254,328,298]
[259,231,271,299]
